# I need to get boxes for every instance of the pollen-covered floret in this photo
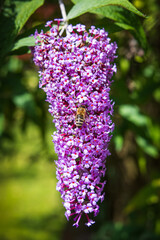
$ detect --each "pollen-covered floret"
[31,21,117,227]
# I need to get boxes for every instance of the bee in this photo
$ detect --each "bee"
[75,105,86,128]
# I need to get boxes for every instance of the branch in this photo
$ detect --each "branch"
[58,0,69,35]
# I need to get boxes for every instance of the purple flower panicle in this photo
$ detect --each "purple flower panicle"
[32,22,117,227]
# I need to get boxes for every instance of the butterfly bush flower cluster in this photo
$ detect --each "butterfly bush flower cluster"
[32,20,117,227]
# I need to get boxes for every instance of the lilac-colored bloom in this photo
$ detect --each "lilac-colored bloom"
[32,21,117,227]
[45,20,53,27]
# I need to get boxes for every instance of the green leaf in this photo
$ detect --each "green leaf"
[71,1,147,49]
[13,93,36,118]
[13,93,34,108]
[118,106,159,158]
[120,58,130,73]
[136,135,159,158]
[92,6,147,49]
[11,36,35,52]
[9,46,30,56]
[16,23,51,40]
[138,155,147,175]
[95,19,125,34]
[68,0,145,20]
[114,135,124,151]
[119,105,149,127]
[125,179,160,214]
[10,23,52,54]
[0,0,44,62]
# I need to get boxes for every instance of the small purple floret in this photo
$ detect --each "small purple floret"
[32,22,117,227]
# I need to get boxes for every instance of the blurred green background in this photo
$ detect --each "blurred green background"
[0,0,160,239]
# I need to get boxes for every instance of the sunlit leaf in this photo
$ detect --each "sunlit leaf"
[68,0,145,20]
[120,58,130,73]
[11,36,35,52]
[136,135,159,158]
[71,1,147,49]
[119,105,149,127]
[147,123,160,150]
[91,6,147,49]
[10,24,55,53]
[13,93,36,118]
[138,155,147,175]
[154,88,160,103]
[13,93,33,108]
[114,135,124,151]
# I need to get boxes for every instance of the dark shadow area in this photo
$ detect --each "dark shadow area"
[0,1,17,62]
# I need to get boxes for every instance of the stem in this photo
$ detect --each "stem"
[58,0,67,22]
[58,0,69,36]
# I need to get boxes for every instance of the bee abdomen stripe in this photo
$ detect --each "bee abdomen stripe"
[76,115,84,120]
[76,114,84,127]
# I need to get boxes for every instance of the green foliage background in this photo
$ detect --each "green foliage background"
[0,0,159,239]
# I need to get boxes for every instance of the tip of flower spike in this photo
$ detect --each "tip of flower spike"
[84,213,96,227]
[73,223,79,228]
[85,219,95,227]
[73,213,82,228]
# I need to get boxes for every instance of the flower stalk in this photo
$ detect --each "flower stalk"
[58,0,69,36]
